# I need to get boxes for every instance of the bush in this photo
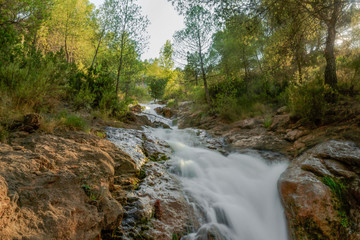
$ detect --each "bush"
[188,85,206,103]
[147,76,168,100]
[58,111,88,131]
[288,78,332,125]
[0,125,9,142]
[73,85,95,110]
[0,50,71,115]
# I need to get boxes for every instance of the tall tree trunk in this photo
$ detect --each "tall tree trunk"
[116,32,126,98]
[324,0,341,90]
[125,76,130,99]
[296,54,303,84]
[90,30,104,69]
[197,32,211,108]
[200,58,211,108]
[324,22,337,89]
[195,72,198,86]
[65,18,70,63]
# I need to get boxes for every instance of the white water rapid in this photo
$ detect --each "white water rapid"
[138,104,288,239]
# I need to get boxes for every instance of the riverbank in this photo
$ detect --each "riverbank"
[0,107,203,240]
[174,99,360,158]
[2,100,360,240]
[163,100,360,240]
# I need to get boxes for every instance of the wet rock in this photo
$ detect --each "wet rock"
[142,133,171,161]
[106,127,148,169]
[135,196,153,221]
[279,140,360,240]
[106,127,171,167]
[195,129,227,153]
[285,129,306,142]
[154,107,175,118]
[154,199,162,219]
[313,141,360,166]
[129,104,143,113]
[106,127,200,239]
[0,132,136,240]
[195,224,227,240]
[153,121,171,129]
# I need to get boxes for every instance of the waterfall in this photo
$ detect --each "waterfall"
[111,103,289,240]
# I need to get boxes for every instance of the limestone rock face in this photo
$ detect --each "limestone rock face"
[279,141,360,240]
[0,132,136,240]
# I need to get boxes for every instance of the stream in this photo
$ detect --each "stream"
[107,103,289,240]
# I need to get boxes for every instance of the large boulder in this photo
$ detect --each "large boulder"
[279,140,360,240]
[0,132,136,240]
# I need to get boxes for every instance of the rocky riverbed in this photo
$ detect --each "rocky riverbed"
[1,102,360,240]
[173,101,360,240]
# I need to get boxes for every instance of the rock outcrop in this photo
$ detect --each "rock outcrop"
[106,127,200,239]
[0,131,136,240]
[154,107,175,118]
[279,140,360,240]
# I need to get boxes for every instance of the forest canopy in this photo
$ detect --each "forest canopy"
[0,0,359,139]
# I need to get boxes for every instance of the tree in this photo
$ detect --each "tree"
[159,40,174,71]
[213,14,264,81]
[37,0,94,64]
[295,0,350,89]
[120,38,141,99]
[184,52,200,86]
[112,0,149,98]
[90,0,118,68]
[171,0,358,91]
[144,59,168,100]
[173,5,214,107]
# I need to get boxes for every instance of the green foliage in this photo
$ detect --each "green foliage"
[264,116,273,129]
[166,99,178,108]
[58,111,88,131]
[81,184,97,201]
[322,176,347,202]
[288,78,333,125]
[172,234,179,240]
[321,176,349,228]
[0,50,71,114]
[137,167,147,180]
[188,85,206,103]
[147,77,168,100]
[159,40,174,71]
[0,125,9,143]
[73,85,95,110]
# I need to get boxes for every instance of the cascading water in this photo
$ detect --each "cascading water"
[110,103,289,240]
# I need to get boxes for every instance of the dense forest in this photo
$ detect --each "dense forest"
[1,0,359,140]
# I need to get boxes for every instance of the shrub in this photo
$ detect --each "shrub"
[147,76,168,100]
[58,111,88,131]
[0,125,9,142]
[0,50,71,115]
[166,99,178,108]
[288,78,332,125]
[73,85,95,110]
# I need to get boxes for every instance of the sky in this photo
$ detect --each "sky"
[90,0,184,60]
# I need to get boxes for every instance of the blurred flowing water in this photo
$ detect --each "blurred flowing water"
[134,103,289,239]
